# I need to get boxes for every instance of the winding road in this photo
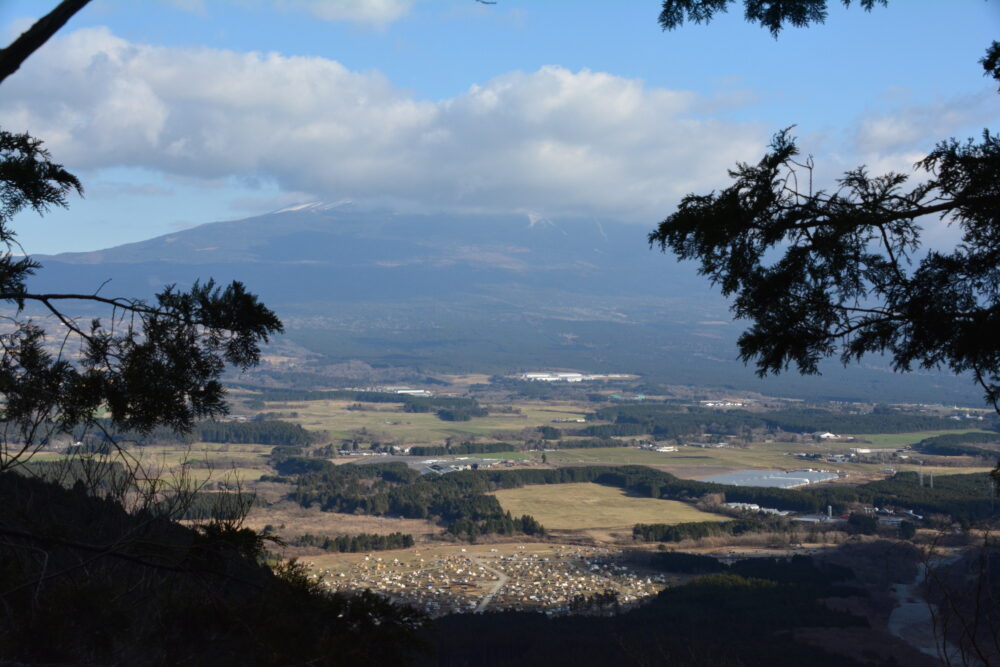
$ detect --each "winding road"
[887,559,969,665]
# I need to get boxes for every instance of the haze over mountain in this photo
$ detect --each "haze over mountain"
[32,204,983,406]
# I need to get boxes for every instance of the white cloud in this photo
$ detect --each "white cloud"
[278,0,414,26]
[0,26,768,222]
[854,91,1000,156]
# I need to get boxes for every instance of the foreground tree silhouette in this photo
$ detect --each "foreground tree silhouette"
[651,1,1000,441]
[0,129,283,471]
[652,7,1000,659]
[0,5,428,664]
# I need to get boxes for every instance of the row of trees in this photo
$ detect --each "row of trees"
[408,442,515,456]
[633,517,791,543]
[291,532,415,552]
[194,420,314,446]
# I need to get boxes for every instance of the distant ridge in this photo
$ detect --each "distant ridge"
[27,208,985,405]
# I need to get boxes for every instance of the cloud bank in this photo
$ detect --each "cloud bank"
[2,27,770,221]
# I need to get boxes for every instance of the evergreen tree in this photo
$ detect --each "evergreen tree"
[652,0,1000,490]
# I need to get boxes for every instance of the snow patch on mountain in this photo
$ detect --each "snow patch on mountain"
[273,200,353,214]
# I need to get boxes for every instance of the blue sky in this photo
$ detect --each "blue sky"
[2,0,998,253]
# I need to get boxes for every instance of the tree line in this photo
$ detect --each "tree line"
[408,442,516,456]
[633,517,791,543]
[291,532,415,552]
[194,420,314,446]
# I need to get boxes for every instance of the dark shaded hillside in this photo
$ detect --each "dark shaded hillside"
[0,471,424,666]
[420,557,867,667]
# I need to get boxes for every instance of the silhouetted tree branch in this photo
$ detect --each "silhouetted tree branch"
[0,0,91,85]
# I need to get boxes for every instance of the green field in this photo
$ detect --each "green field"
[493,483,729,532]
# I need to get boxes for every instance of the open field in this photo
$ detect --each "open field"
[270,398,594,443]
[493,482,728,539]
[24,443,273,471]
[438,373,494,387]
[130,443,273,465]
[461,451,534,460]
[245,500,441,543]
[179,467,266,483]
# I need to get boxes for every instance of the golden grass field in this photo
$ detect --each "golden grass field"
[245,500,441,542]
[267,398,592,443]
[123,443,273,482]
[492,483,729,534]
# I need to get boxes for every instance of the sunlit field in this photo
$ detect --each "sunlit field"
[493,483,729,533]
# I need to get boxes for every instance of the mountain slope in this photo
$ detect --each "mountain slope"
[29,206,984,405]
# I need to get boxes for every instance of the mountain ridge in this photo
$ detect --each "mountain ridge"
[26,207,985,405]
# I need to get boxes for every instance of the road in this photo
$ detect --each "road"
[887,557,971,665]
[474,558,509,612]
